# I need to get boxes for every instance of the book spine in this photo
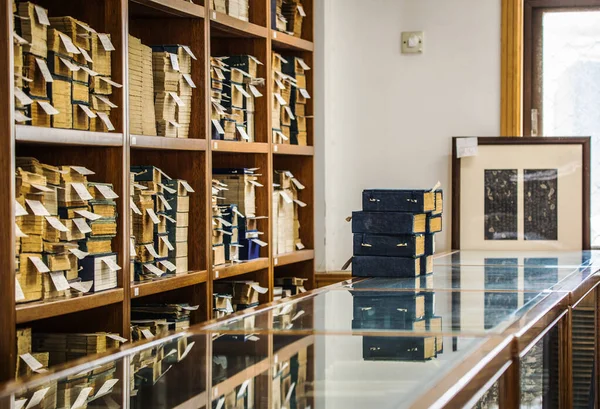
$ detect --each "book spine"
[352,256,418,277]
[351,211,415,234]
[353,233,423,257]
[362,190,425,212]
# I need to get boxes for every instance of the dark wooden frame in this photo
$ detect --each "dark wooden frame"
[451,137,591,250]
[523,0,600,135]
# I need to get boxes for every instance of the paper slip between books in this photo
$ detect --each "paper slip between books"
[130,238,135,254]
[212,119,225,135]
[130,198,142,215]
[93,379,120,399]
[182,73,196,88]
[50,271,70,291]
[97,33,116,51]
[20,353,45,372]
[70,166,95,175]
[99,77,123,88]
[97,112,116,131]
[14,87,33,105]
[280,191,293,204]
[274,92,286,105]
[180,180,194,192]
[285,382,296,403]
[29,256,49,273]
[215,397,225,409]
[144,244,160,258]
[158,259,176,272]
[299,88,311,99]
[95,184,119,199]
[180,45,197,60]
[291,178,305,190]
[284,106,295,120]
[294,199,307,207]
[70,281,93,293]
[106,333,128,343]
[80,66,98,76]
[157,194,172,211]
[237,126,250,140]
[297,57,310,70]
[35,58,53,82]
[69,248,89,260]
[251,238,268,247]
[25,387,50,409]
[73,218,92,233]
[15,224,27,237]
[46,216,69,232]
[169,53,180,71]
[180,341,195,360]
[78,47,93,63]
[34,5,50,25]
[14,399,27,409]
[15,200,28,216]
[75,209,103,220]
[144,263,164,277]
[248,84,263,97]
[160,213,176,224]
[100,257,122,271]
[296,242,305,250]
[15,279,25,301]
[71,182,94,200]
[146,208,160,224]
[141,329,155,339]
[158,183,176,194]
[160,235,175,251]
[251,284,269,294]
[15,111,31,122]
[71,387,93,409]
[94,94,117,108]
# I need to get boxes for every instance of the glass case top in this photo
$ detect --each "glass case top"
[434,250,600,269]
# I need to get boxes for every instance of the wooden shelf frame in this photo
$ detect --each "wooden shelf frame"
[1,0,315,382]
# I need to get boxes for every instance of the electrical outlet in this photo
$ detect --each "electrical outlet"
[401,31,424,54]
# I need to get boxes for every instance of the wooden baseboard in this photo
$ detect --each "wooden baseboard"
[315,272,352,288]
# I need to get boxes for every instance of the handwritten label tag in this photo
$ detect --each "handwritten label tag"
[291,178,305,190]
[71,166,95,175]
[78,47,93,63]
[299,88,311,99]
[70,281,93,293]
[71,182,93,200]
[284,106,296,120]
[94,94,118,108]
[97,112,115,131]
[15,110,31,122]
[73,218,92,234]
[93,379,119,399]
[160,235,175,251]
[95,184,119,199]
[182,73,196,88]
[180,45,197,60]
[274,92,287,106]
[158,259,176,272]
[15,279,25,301]
[14,87,33,105]
[21,353,44,372]
[69,248,89,260]
[74,209,102,220]
[157,194,172,211]
[25,199,50,216]
[58,32,80,54]
[144,264,164,277]
[169,53,180,71]
[293,199,307,207]
[50,271,70,291]
[97,33,116,51]
[34,5,50,25]
[248,84,263,97]
[456,137,479,158]
[169,92,185,107]
[146,208,160,224]
[45,216,69,232]
[236,126,250,140]
[212,119,225,135]
[71,387,93,409]
[100,256,121,271]
[234,84,251,99]
[38,100,59,115]
[130,198,142,215]
[144,244,160,258]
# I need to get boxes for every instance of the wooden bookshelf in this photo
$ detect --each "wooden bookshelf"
[1,0,315,382]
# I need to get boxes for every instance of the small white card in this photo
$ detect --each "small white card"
[94,94,118,108]
[144,264,164,277]
[97,112,116,131]
[45,216,69,232]
[180,45,197,60]
[58,32,80,54]
[100,256,121,271]
[73,218,92,234]
[158,259,177,272]
[130,198,142,215]
[38,100,59,115]
[71,182,93,200]
[169,53,180,71]
[50,271,70,291]
[78,47,93,63]
[70,281,94,293]
[71,166,95,175]
[34,5,50,25]
[97,33,116,51]
[69,248,89,260]
[95,184,119,199]
[212,119,225,135]
[74,209,102,220]
[15,278,25,301]
[71,387,93,409]
[93,379,119,399]
[456,137,479,158]
[299,88,311,99]
[248,84,263,98]
[14,87,33,105]
[25,199,50,216]
[274,92,287,106]
[169,92,185,107]
[146,208,160,224]
[182,73,196,88]
[160,235,175,251]
[236,126,250,140]
[144,244,160,258]
[78,104,97,118]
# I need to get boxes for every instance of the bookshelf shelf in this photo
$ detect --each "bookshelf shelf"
[274,250,315,267]
[209,11,268,38]
[131,135,207,151]
[273,144,314,156]
[129,0,205,18]
[271,31,314,52]
[213,258,270,280]
[16,289,125,325]
[15,126,124,147]
[131,271,209,298]
[211,140,270,154]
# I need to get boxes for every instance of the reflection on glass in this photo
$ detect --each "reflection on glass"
[472,380,499,409]
[572,290,596,409]
[520,325,559,408]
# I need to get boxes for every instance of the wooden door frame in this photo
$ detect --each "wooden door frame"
[522,0,600,135]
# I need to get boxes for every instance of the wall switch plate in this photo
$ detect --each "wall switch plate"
[401,31,424,54]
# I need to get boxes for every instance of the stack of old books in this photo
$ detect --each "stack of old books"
[211,179,227,266]
[209,57,228,140]
[222,204,243,263]
[213,168,267,261]
[271,0,288,32]
[275,277,307,296]
[273,170,306,255]
[152,45,196,138]
[281,0,306,37]
[130,166,193,280]
[351,188,443,278]
[128,35,144,135]
[213,280,268,311]
[131,303,197,333]
[282,56,310,145]
[213,293,234,318]
[210,0,250,21]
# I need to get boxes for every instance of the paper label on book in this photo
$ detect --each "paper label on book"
[133,183,147,191]
[293,199,307,208]
[274,92,287,106]
[236,126,250,140]
[13,30,28,44]
[284,106,296,120]
[299,88,311,99]
[158,259,176,272]
[38,100,59,115]
[71,182,94,200]
[15,200,28,216]
[214,66,226,80]
[168,92,185,107]
[70,280,93,293]
[14,87,33,105]
[106,334,128,343]
[95,184,119,199]
[234,84,251,99]
[80,65,98,76]
[15,278,25,301]
[130,198,142,216]
[215,397,225,409]
[275,78,286,90]
[182,73,196,88]
[285,382,296,403]
[99,76,123,88]
[144,244,160,258]
[158,183,176,194]
[69,248,89,260]
[180,45,197,60]
[248,84,263,98]
[25,387,50,409]
[456,137,479,158]
[159,235,175,251]
[179,341,195,360]
[15,223,27,238]
[157,194,172,211]
[34,5,50,25]
[291,178,305,190]
[297,58,311,71]
[15,399,28,409]
[78,47,93,62]
[31,183,53,192]
[216,217,232,227]
[45,216,69,232]
[21,353,44,372]
[279,190,293,204]
[73,218,92,233]
[100,256,121,271]
[296,242,305,250]
[71,166,95,175]
[94,94,118,108]
[76,104,97,119]
[168,120,181,128]
[237,379,251,398]
[58,57,80,72]
[274,53,288,64]
[74,209,102,220]
[212,119,225,135]
[25,199,50,216]
[97,112,116,131]
[71,386,93,409]
[180,180,195,193]
[250,284,268,294]
[57,32,81,54]
[169,53,180,71]
[146,208,160,224]
[251,238,268,247]
[248,180,264,187]
[15,110,31,122]
[97,33,116,51]
[50,271,70,291]
[93,379,119,399]
[160,213,176,224]
[144,263,164,277]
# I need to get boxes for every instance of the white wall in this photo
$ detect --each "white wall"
[314,0,503,271]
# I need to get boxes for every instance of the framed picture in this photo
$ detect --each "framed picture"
[452,137,590,250]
